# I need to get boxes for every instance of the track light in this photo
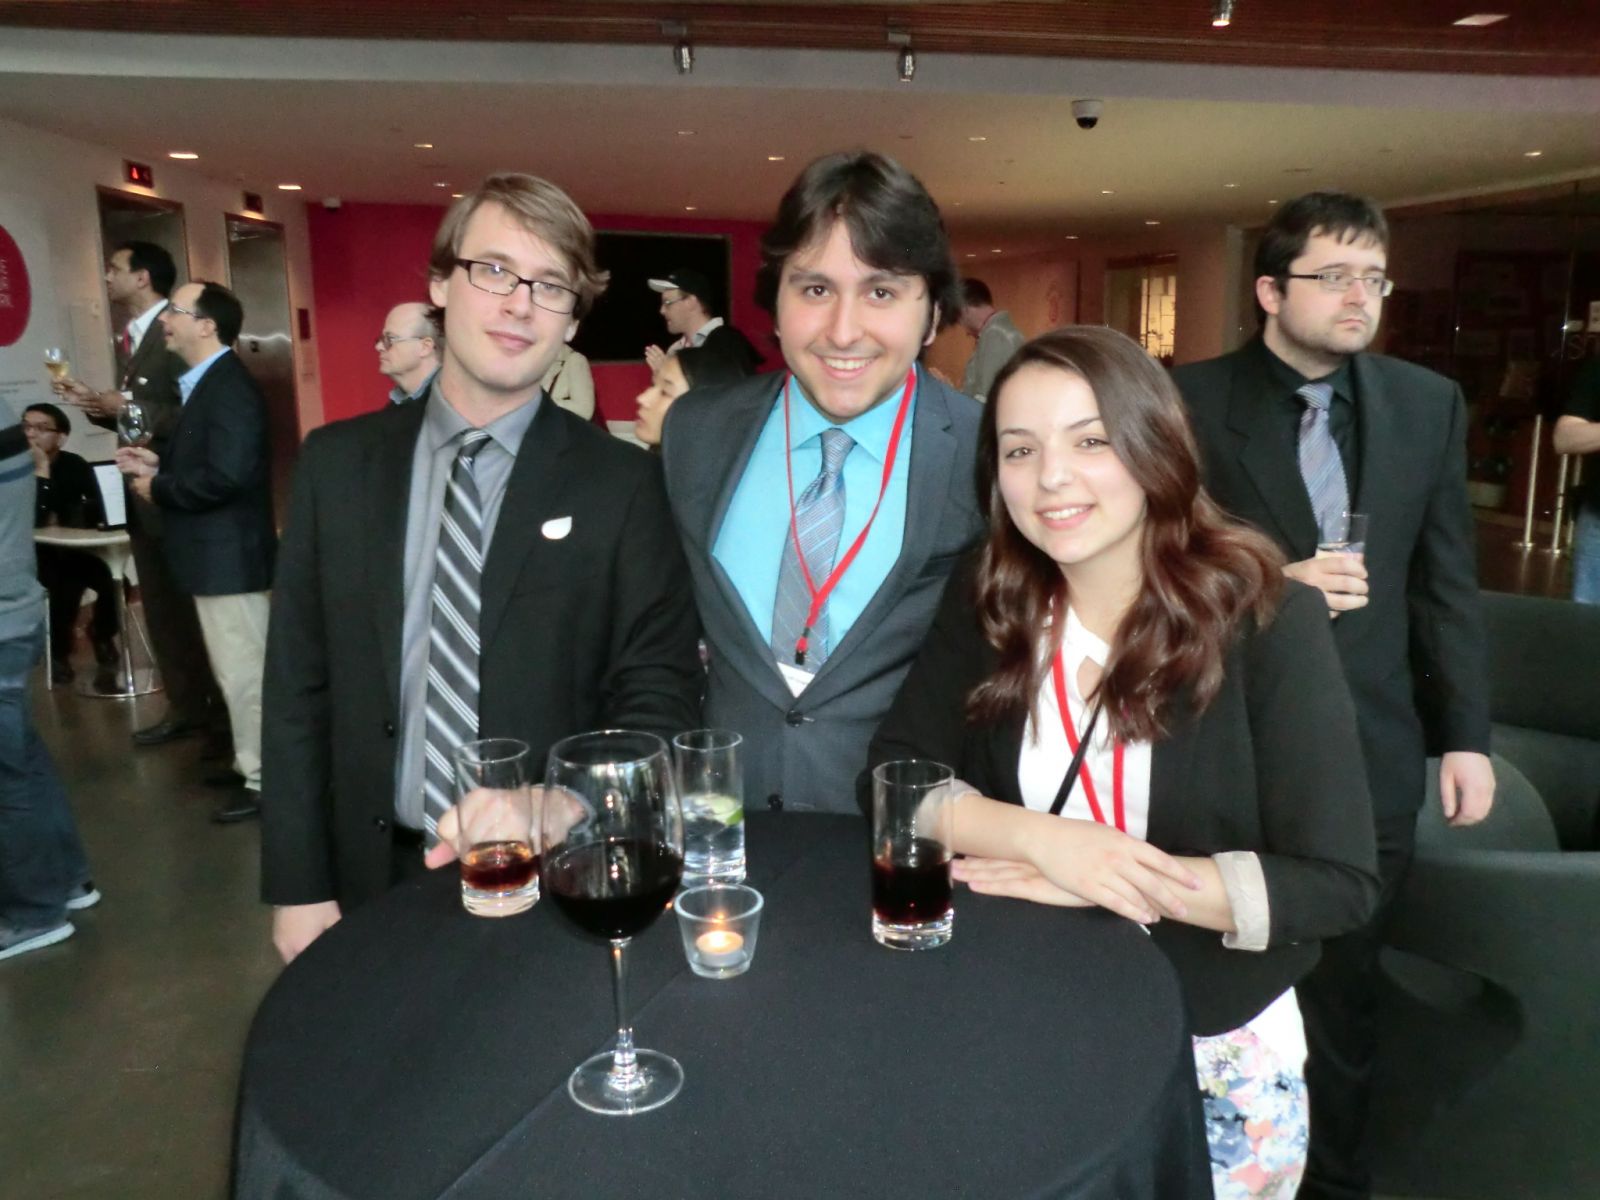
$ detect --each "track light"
[1212,0,1236,27]
[888,28,915,84]
[663,21,693,75]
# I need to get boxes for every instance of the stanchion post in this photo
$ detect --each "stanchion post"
[1512,413,1543,550]
[1544,453,1571,556]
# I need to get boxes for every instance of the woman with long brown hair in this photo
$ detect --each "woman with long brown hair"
[868,326,1378,1195]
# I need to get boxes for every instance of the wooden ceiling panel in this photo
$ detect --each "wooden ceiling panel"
[2,2,1597,76]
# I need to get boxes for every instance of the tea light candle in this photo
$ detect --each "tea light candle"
[695,928,744,968]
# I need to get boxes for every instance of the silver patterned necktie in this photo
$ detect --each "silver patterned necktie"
[1296,381,1349,540]
[422,429,492,840]
[771,427,855,669]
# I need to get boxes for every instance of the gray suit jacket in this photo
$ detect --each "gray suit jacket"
[661,369,984,814]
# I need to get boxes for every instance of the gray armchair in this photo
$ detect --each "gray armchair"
[1373,593,1600,1198]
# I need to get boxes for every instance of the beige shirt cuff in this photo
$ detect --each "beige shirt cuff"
[1214,850,1271,952]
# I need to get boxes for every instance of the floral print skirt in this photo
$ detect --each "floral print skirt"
[1193,1008,1309,1198]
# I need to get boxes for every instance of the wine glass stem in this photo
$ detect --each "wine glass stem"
[607,937,641,1090]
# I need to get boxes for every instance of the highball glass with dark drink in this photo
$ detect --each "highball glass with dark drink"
[452,738,538,917]
[871,759,955,951]
[543,730,685,1115]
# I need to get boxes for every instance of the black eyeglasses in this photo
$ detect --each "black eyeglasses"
[454,258,579,315]
[1281,271,1395,298]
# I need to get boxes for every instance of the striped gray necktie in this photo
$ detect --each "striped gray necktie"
[771,427,854,669]
[1296,381,1349,539]
[422,429,492,840]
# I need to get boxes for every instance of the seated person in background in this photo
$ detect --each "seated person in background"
[540,342,596,420]
[633,345,752,447]
[25,403,120,689]
[866,326,1378,1196]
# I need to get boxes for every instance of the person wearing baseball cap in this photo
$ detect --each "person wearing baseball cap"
[646,269,761,373]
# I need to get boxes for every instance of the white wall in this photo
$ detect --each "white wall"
[0,114,322,439]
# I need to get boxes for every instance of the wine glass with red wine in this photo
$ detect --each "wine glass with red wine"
[542,730,685,1115]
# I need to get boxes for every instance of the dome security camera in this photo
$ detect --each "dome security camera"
[1072,99,1104,130]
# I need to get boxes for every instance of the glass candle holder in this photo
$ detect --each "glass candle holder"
[674,884,763,979]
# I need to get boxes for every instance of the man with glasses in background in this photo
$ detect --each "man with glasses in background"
[376,302,442,406]
[260,173,700,964]
[1174,190,1494,1200]
[645,267,762,374]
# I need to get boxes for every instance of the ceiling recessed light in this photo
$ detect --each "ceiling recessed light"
[1100,189,1115,195]
[433,181,451,188]
[677,130,695,136]
[965,253,977,259]
[1453,13,1508,26]
[1212,0,1235,27]
[1223,182,1239,188]
[450,193,463,199]
[1145,220,1161,226]
[413,142,434,149]
[1267,199,1279,205]
[968,136,987,142]
[167,151,199,160]
[990,248,1002,254]
[953,202,963,207]
[684,205,697,211]
[1064,235,1079,240]
[1524,149,1544,157]
[277,183,302,191]
[766,155,785,162]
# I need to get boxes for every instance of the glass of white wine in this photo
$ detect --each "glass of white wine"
[43,347,71,383]
[118,401,151,447]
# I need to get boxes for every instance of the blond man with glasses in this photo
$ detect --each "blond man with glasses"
[259,174,702,964]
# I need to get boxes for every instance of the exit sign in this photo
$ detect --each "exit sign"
[124,160,154,188]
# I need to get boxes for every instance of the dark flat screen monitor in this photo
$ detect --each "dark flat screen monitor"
[571,231,732,364]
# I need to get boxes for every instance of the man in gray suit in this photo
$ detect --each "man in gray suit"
[661,152,984,814]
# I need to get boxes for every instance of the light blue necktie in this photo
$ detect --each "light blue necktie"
[771,427,855,668]
[1297,381,1349,540]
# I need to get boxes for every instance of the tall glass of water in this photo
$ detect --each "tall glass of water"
[672,729,745,885]
[1316,511,1368,557]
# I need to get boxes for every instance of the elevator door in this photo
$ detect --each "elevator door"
[224,215,299,521]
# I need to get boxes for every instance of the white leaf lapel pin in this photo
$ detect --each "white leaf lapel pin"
[541,516,573,540]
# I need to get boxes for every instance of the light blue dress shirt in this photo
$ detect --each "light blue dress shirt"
[712,369,918,657]
[177,347,232,405]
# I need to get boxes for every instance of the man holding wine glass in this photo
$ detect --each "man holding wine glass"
[259,173,701,964]
[53,241,228,753]
[116,281,277,825]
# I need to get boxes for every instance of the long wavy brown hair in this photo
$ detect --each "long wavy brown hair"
[967,326,1284,743]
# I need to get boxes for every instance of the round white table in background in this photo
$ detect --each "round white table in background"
[32,526,163,698]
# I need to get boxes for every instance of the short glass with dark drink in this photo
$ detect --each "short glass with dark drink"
[452,738,539,917]
[871,759,955,951]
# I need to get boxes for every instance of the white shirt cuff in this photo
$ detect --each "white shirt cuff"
[1214,850,1271,952]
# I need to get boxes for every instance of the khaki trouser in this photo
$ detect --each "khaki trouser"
[192,592,270,792]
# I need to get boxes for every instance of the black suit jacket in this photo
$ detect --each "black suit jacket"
[1172,340,1490,821]
[34,450,103,529]
[149,349,277,596]
[259,397,704,910]
[868,560,1379,1036]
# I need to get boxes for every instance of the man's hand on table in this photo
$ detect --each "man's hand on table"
[273,901,343,964]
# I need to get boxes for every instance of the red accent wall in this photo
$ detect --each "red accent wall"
[305,201,776,428]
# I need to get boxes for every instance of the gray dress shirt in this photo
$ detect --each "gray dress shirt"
[394,384,540,830]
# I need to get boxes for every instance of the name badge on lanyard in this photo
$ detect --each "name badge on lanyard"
[777,366,916,670]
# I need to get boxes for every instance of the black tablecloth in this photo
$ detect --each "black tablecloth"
[236,813,1209,1199]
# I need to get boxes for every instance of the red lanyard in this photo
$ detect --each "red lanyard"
[1049,648,1126,832]
[781,366,916,666]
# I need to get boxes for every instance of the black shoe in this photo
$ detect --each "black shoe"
[132,717,201,746]
[212,788,260,824]
[204,769,246,789]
